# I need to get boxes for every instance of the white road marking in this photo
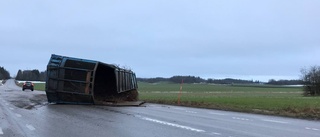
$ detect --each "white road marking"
[209,112,226,116]
[172,107,186,111]
[0,127,3,135]
[148,105,158,107]
[15,113,22,118]
[26,124,35,131]
[210,132,222,135]
[5,103,9,106]
[261,119,288,124]
[313,128,319,131]
[306,127,319,131]
[141,117,205,133]
[232,117,250,121]
[9,107,14,110]
[186,110,198,114]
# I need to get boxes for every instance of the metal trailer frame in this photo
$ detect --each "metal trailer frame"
[45,54,138,104]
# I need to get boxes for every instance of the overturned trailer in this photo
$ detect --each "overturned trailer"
[45,54,139,105]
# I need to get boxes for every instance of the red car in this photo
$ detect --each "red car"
[22,81,34,91]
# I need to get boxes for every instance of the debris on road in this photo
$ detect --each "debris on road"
[8,94,48,110]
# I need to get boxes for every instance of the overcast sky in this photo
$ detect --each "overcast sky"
[1,0,319,81]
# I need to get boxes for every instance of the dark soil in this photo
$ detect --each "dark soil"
[9,94,48,110]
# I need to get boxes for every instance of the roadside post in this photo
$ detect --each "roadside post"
[178,79,184,105]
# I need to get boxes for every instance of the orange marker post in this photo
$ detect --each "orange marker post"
[178,79,184,106]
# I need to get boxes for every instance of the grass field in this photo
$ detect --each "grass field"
[138,82,320,119]
[16,82,45,91]
[27,81,320,119]
[33,83,45,91]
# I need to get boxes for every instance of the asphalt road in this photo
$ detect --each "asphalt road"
[0,79,320,137]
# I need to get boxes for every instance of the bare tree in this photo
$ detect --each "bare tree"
[301,66,320,96]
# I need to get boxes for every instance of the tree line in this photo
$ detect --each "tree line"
[138,76,206,84]
[138,76,308,85]
[137,76,261,84]
[266,79,303,85]
[208,78,261,84]
[0,67,10,79]
[15,69,46,81]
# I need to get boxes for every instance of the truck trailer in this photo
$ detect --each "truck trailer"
[45,54,139,105]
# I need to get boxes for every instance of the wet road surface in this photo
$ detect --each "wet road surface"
[1,79,320,137]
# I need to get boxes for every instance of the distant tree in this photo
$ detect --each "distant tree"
[31,69,40,81]
[15,69,45,81]
[268,79,276,84]
[39,71,46,81]
[301,66,320,96]
[267,79,303,85]
[207,78,259,84]
[169,76,206,83]
[137,77,169,83]
[0,67,10,79]
[207,78,214,83]
[16,70,23,80]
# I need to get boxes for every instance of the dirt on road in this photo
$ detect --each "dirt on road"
[5,92,48,110]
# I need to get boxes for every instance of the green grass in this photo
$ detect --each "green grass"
[31,82,320,119]
[17,82,45,91]
[33,83,45,91]
[138,82,302,92]
[138,82,320,119]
